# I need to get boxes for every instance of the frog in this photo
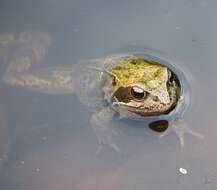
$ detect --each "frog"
[1,32,203,152]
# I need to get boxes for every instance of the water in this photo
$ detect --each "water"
[0,0,217,189]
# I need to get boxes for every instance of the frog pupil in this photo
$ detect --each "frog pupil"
[131,86,146,99]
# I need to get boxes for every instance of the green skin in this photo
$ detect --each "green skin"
[1,32,203,151]
[110,58,180,117]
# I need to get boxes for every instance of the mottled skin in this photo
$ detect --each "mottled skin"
[110,58,180,116]
[1,32,203,151]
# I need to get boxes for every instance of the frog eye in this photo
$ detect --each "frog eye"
[131,86,147,99]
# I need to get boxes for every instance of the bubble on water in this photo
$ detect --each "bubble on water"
[175,26,181,30]
[179,167,187,175]
[20,161,25,165]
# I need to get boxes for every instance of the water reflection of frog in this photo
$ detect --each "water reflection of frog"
[1,32,203,151]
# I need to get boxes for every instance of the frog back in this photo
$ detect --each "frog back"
[73,58,107,111]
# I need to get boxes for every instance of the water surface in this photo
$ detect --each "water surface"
[0,0,217,189]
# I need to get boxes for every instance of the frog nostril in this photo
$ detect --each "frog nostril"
[153,96,159,102]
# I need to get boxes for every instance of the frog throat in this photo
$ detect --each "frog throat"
[110,58,171,104]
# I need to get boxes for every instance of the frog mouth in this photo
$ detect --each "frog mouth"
[112,100,174,117]
[110,94,178,117]
[111,96,146,113]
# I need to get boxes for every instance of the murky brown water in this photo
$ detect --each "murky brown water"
[0,0,217,189]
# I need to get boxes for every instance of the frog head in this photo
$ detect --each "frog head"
[110,58,181,116]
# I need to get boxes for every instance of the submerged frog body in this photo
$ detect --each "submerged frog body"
[1,32,203,151]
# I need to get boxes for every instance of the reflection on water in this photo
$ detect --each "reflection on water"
[1,0,217,189]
